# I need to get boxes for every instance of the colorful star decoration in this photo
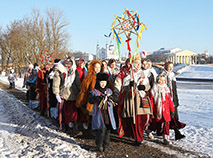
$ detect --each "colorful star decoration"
[105,8,147,58]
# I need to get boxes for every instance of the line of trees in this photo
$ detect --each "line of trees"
[0,8,70,77]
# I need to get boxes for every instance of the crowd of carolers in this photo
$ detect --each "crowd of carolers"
[8,54,186,152]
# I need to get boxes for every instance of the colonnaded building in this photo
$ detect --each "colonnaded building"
[148,48,199,64]
[96,41,119,61]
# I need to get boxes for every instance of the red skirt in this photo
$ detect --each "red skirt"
[148,121,170,136]
[63,100,78,125]
[77,107,87,123]
[39,91,47,111]
[122,114,149,142]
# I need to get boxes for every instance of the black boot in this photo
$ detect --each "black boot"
[175,129,185,141]
[69,123,82,137]
[96,129,104,152]
[134,140,142,146]
[103,129,111,152]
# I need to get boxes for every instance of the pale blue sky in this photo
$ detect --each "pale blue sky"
[1,0,213,55]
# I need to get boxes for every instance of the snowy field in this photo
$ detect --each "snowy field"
[175,89,213,155]
[177,64,213,79]
[0,64,213,157]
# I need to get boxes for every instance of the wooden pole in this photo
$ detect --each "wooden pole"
[129,52,135,124]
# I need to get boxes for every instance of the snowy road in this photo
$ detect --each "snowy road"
[0,89,96,158]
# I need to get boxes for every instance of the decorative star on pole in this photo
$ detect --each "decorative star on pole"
[105,8,147,58]
[105,8,147,128]
[114,10,139,39]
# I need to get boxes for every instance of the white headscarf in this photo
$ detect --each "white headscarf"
[64,58,76,88]
[151,83,170,120]
[161,70,176,99]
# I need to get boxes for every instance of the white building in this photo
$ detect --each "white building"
[96,41,119,61]
[204,50,209,58]
[83,53,95,61]
[153,48,198,64]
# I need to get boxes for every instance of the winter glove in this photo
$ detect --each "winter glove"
[56,94,62,103]
[96,95,103,102]
[129,80,134,88]
[138,85,145,91]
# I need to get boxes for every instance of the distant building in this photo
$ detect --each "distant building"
[148,48,198,64]
[96,41,119,61]
[83,53,95,61]
[204,50,209,58]
[197,50,209,64]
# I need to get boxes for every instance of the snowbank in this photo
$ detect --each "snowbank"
[0,89,96,157]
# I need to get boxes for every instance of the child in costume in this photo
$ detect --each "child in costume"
[161,61,186,140]
[147,75,175,145]
[88,72,116,152]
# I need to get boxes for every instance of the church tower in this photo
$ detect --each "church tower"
[204,50,209,59]
[96,42,99,59]
[106,41,109,53]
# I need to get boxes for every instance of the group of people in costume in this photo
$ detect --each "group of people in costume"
[22,54,185,152]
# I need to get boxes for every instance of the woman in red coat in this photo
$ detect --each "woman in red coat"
[147,74,175,145]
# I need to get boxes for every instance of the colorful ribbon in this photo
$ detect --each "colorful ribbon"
[104,32,112,38]
[104,9,147,61]
[126,38,131,52]
[116,38,121,59]
[113,29,121,44]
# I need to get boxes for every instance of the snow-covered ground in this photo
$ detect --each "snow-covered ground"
[174,89,213,155]
[177,64,213,79]
[0,89,96,157]
[0,74,97,157]
[0,65,213,157]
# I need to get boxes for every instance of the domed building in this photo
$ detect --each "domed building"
[96,41,119,60]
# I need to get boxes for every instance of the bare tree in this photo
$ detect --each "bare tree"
[0,8,71,75]
[0,27,13,72]
[45,8,70,59]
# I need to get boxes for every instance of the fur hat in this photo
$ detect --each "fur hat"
[96,72,109,81]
